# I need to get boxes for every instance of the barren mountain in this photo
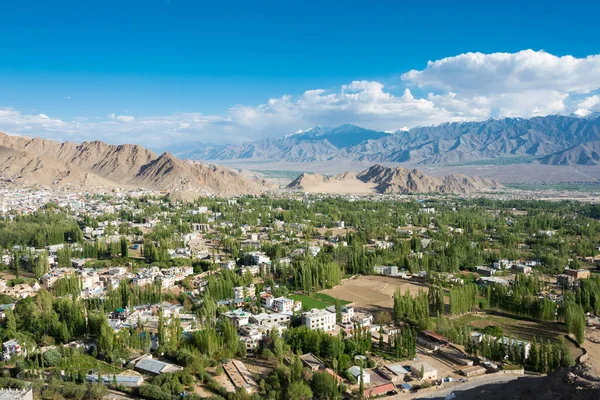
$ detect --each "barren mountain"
[167,114,600,166]
[287,164,501,194]
[540,140,600,166]
[0,132,266,194]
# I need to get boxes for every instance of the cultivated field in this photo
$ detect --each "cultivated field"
[320,275,427,312]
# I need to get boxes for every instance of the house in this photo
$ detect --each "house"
[347,366,370,384]
[260,293,274,309]
[564,268,590,280]
[439,346,474,366]
[478,277,509,286]
[410,361,437,381]
[363,382,396,398]
[134,355,183,375]
[475,266,494,277]
[512,264,533,275]
[2,339,23,361]
[299,353,324,371]
[273,297,296,313]
[326,305,354,324]
[375,364,409,383]
[87,371,144,387]
[373,265,399,276]
[417,330,449,350]
[302,309,336,331]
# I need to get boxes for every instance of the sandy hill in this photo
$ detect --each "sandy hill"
[287,164,501,194]
[0,132,267,195]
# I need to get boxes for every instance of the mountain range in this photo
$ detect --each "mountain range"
[286,164,501,194]
[165,113,600,166]
[0,132,267,195]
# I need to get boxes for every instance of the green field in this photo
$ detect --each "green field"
[290,293,351,310]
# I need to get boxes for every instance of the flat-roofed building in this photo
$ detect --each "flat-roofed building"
[302,308,336,331]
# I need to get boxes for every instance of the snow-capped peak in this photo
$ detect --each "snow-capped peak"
[385,127,409,134]
[573,108,593,118]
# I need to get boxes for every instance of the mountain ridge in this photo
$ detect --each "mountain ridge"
[164,114,600,166]
[287,164,501,194]
[0,132,266,194]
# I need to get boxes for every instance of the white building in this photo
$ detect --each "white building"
[2,339,23,361]
[273,297,295,313]
[302,309,336,331]
[373,265,398,276]
[347,366,370,384]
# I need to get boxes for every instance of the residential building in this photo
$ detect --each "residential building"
[565,268,590,280]
[302,309,336,331]
[410,361,437,381]
[347,366,370,384]
[273,297,295,313]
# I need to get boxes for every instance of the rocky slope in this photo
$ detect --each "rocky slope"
[287,164,501,194]
[0,132,266,194]
[540,140,600,166]
[166,114,600,166]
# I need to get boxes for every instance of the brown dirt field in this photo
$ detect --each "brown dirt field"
[453,312,583,360]
[320,275,428,313]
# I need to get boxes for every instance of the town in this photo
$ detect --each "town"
[0,186,599,400]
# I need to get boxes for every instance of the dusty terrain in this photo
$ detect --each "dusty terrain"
[287,165,501,194]
[320,275,427,312]
[0,132,267,195]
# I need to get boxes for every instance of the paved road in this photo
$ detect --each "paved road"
[414,374,529,399]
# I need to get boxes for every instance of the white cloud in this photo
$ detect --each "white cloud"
[402,49,600,94]
[578,95,600,111]
[1,50,600,147]
[115,115,135,123]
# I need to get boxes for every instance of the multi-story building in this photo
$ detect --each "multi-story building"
[273,297,295,313]
[565,268,591,280]
[302,309,336,331]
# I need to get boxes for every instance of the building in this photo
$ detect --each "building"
[273,297,295,313]
[565,268,590,280]
[223,360,257,394]
[302,309,336,331]
[475,266,495,277]
[299,353,324,371]
[417,330,449,350]
[460,365,486,377]
[347,366,370,384]
[134,355,183,375]
[512,264,533,275]
[557,274,577,289]
[439,346,474,366]
[375,364,409,383]
[326,305,354,324]
[373,265,399,276]
[363,382,396,398]
[410,361,437,381]
[0,389,33,400]
[87,372,144,387]
[260,293,274,309]
[2,339,23,361]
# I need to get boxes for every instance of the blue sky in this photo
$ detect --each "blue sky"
[1,0,600,146]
